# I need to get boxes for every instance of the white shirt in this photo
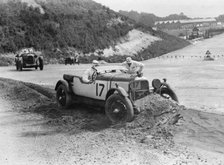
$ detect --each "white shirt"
[121,60,144,74]
[82,66,97,83]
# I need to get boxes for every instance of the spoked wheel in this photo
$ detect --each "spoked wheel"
[56,84,72,108]
[161,88,178,102]
[105,94,134,123]
[91,71,97,82]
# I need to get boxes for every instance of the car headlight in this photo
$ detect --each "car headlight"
[152,79,161,89]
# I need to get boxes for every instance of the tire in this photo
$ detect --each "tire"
[160,88,179,102]
[105,94,134,123]
[56,84,72,109]
[39,58,44,70]
[18,61,23,71]
[91,71,97,81]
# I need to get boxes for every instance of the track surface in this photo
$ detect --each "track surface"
[1,34,224,165]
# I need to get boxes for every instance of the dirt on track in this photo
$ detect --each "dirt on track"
[0,77,224,165]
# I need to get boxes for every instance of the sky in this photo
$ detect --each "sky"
[94,0,224,18]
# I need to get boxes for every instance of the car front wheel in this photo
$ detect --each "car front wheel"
[105,94,134,123]
[18,61,23,71]
[56,84,72,109]
[39,58,44,70]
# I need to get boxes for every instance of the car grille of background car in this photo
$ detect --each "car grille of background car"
[27,56,35,64]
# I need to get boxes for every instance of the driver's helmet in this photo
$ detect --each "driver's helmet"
[92,60,99,67]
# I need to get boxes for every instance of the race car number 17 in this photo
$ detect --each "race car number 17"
[96,83,105,96]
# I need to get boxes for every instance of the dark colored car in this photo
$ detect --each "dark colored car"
[15,48,44,71]
[65,57,80,65]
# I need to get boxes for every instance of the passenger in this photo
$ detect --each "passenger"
[121,57,144,75]
[82,60,99,83]
[23,48,29,54]
[28,47,34,53]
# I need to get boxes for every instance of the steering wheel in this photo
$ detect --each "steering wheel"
[91,71,98,82]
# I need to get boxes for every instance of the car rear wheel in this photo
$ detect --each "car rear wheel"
[161,88,178,102]
[105,94,134,123]
[56,84,72,109]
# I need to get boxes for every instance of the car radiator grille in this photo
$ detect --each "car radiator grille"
[130,80,149,101]
[25,56,35,64]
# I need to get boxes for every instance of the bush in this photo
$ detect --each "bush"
[0,56,14,66]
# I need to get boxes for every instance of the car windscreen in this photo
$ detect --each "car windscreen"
[96,65,126,74]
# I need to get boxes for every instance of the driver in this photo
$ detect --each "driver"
[121,57,144,75]
[82,60,99,83]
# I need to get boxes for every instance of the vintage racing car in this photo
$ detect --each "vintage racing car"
[15,48,44,71]
[55,66,178,123]
[203,55,214,61]
[65,56,80,65]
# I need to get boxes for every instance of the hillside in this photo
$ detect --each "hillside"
[119,10,190,27]
[0,0,190,64]
[0,0,131,53]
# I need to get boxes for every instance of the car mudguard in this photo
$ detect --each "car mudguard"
[160,87,179,102]
[55,80,72,93]
[106,86,129,100]
[39,56,43,60]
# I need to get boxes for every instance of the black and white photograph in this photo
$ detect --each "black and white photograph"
[0,0,224,164]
